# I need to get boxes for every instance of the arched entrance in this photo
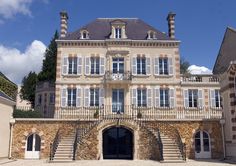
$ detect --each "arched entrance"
[194,131,211,159]
[103,126,133,159]
[25,134,41,159]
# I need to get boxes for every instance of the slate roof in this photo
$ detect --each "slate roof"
[213,27,236,74]
[62,18,172,40]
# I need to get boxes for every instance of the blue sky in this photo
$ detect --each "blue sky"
[0,0,236,83]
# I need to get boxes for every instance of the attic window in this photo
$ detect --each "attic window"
[80,30,89,39]
[147,30,156,40]
[115,28,122,39]
[110,19,127,39]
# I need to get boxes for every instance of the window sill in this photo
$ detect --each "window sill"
[85,74,103,77]
[62,74,82,77]
[133,74,150,77]
[154,75,173,78]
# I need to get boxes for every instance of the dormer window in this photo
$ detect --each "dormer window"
[115,28,122,39]
[80,30,89,39]
[110,19,127,39]
[147,30,156,40]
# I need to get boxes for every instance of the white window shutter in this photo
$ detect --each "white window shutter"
[198,89,203,108]
[77,56,82,75]
[84,87,90,107]
[210,90,216,107]
[61,87,67,107]
[146,57,151,75]
[62,56,68,75]
[168,57,173,75]
[100,56,105,75]
[132,88,137,106]
[184,90,189,108]
[169,88,175,108]
[132,56,137,75]
[85,57,90,75]
[99,88,104,106]
[147,88,152,107]
[154,57,159,75]
[155,87,160,107]
[76,87,82,107]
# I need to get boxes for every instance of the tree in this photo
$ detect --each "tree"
[20,72,38,107]
[38,31,58,82]
[180,56,190,75]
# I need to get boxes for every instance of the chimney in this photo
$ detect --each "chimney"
[60,11,69,38]
[167,12,176,39]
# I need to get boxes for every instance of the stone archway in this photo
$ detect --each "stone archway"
[103,126,133,159]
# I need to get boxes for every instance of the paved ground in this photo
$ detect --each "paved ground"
[0,159,235,166]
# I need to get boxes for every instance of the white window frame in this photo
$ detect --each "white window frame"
[160,88,169,107]
[188,89,198,108]
[159,57,168,75]
[137,89,147,107]
[214,90,221,108]
[137,57,146,75]
[90,57,100,75]
[115,28,122,39]
[67,88,76,107]
[68,57,77,75]
[90,88,99,107]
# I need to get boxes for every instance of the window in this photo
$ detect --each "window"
[215,90,221,108]
[137,57,146,74]
[90,88,99,106]
[68,57,77,74]
[67,88,76,107]
[115,28,121,39]
[38,94,42,105]
[91,57,100,74]
[137,89,147,107]
[49,93,55,104]
[159,58,168,75]
[83,32,87,39]
[188,90,198,107]
[113,58,124,73]
[160,89,169,107]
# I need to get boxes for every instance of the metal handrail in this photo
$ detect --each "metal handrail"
[73,129,78,160]
[49,129,60,161]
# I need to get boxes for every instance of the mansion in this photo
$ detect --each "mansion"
[10,11,224,162]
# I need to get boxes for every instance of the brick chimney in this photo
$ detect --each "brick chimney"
[167,12,176,39]
[60,11,69,38]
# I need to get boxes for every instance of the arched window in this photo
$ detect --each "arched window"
[80,30,89,39]
[25,134,41,159]
[194,131,211,159]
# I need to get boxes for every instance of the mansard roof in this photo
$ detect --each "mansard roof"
[213,27,236,75]
[62,18,172,40]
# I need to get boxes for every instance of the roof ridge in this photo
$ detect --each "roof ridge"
[227,26,236,33]
[97,18,139,20]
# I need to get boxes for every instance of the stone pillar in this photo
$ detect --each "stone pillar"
[167,12,176,39]
[60,11,69,38]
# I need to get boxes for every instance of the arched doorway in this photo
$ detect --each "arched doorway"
[103,126,133,159]
[194,131,211,159]
[25,134,41,159]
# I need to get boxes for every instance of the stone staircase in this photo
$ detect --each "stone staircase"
[160,133,184,163]
[52,131,76,162]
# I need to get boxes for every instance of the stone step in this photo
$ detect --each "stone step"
[55,150,73,154]
[54,154,73,158]
[163,151,181,154]
[161,159,185,163]
[163,153,182,157]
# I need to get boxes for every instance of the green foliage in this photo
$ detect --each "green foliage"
[0,75,17,100]
[13,109,42,118]
[180,56,190,75]
[38,31,58,82]
[20,72,38,106]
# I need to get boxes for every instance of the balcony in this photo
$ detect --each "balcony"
[104,71,132,83]
[18,106,222,121]
[181,75,219,85]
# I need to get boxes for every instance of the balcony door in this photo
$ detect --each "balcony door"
[112,89,124,113]
[25,134,41,159]
[113,58,124,74]
[195,131,211,159]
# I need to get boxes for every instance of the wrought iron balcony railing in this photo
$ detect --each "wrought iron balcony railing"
[15,105,222,121]
[104,71,132,82]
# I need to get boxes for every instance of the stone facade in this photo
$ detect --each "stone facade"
[11,119,223,160]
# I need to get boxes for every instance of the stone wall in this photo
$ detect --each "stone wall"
[11,119,223,160]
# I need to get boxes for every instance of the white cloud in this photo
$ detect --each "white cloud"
[0,0,33,19]
[188,65,212,75]
[0,40,46,84]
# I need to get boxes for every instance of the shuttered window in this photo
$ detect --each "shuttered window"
[67,88,76,107]
[137,89,147,107]
[90,88,99,106]
[188,89,198,108]
[159,58,168,75]
[160,89,169,107]
[68,57,77,74]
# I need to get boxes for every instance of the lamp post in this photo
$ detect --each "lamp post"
[220,118,226,160]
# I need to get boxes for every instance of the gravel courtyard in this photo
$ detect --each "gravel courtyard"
[0,159,235,166]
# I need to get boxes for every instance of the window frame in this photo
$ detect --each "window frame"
[90,88,99,107]
[137,57,146,75]
[115,28,122,39]
[160,88,169,107]
[188,89,198,108]
[67,88,76,107]
[90,57,100,75]
[68,57,77,75]
[159,58,169,75]
[137,89,147,107]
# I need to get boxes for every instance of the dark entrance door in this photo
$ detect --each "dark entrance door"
[103,127,133,159]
